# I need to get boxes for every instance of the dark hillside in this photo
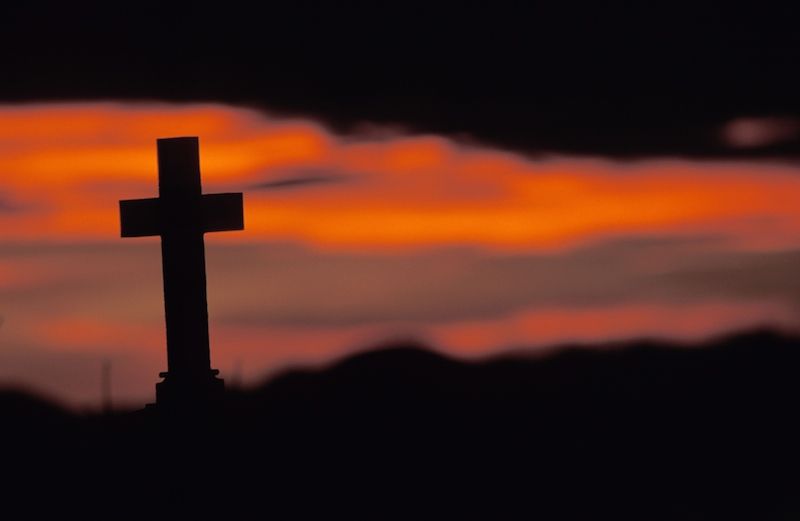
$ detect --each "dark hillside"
[2,330,799,519]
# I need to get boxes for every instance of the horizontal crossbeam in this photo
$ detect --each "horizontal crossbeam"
[120,198,160,237]
[120,193,244,237]
[202,193,244,233]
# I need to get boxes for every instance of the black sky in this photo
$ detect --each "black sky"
[2,3,799,159]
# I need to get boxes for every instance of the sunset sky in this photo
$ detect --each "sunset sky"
[2,102,800,406]
[1,4,800,407]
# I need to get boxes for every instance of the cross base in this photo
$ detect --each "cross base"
[151,369,225,410]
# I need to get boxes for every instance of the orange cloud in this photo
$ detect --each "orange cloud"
[721,117,800,148]
[2,103,800,251]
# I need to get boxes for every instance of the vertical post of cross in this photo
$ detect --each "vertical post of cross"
[157,138,213,384]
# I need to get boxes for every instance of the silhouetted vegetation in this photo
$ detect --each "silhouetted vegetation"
[3,329,799,519]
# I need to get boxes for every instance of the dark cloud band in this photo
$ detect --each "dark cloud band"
[2,4,799,159]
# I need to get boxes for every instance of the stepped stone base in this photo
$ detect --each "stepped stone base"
[147,369,225,411]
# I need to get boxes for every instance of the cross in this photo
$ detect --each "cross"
[120,137,244,408]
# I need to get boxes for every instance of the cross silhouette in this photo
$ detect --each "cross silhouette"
[120,137,244,408]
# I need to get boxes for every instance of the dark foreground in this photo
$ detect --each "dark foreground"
[3,330,800,520]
